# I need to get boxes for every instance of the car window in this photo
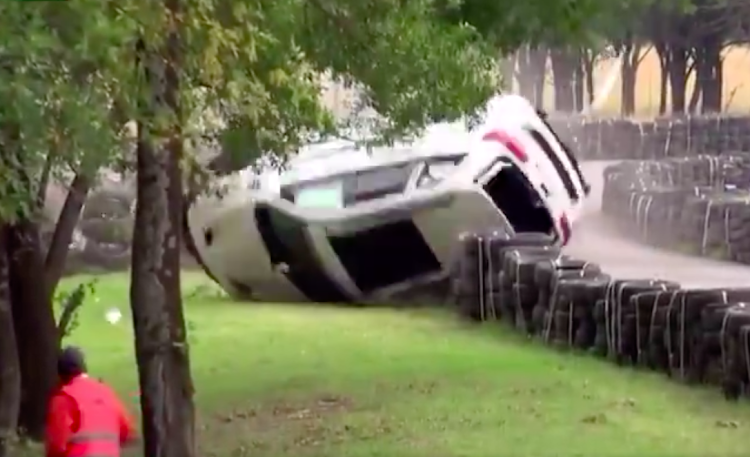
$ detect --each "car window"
[355,164,412,192]
[350,164,414,203]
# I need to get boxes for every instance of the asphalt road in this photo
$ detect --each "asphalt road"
[563,161,750,288]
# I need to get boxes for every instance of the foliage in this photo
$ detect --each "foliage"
[0,0,613,209]
[0,0,133,220]
[587,0,710,50]
[299,0,497,142]
[436,0,605,50]
[55,279,98,342]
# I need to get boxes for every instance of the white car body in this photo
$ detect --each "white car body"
[482,94,589,223]
[184,95,589,303]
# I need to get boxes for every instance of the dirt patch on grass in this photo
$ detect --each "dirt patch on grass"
[210,393,354,430]
[199,394,358,455]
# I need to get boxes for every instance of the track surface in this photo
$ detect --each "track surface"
[563,161,750,288]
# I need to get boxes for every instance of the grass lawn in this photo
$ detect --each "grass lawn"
[38,272,750,456]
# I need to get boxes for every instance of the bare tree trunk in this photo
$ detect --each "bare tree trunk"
[130,2,195,455]
[516,45,548,105]
[697,41,723,113]
[582,50,595,106]
[532,74,545,107]
[620,66,636,115]
[8,219,58,440]
[517,46,544,104]
[620,38,642,116]
[573,50,585,112]
[0,224,20,457]
[516,47,535,100]
[654,43,669,115]
[667,44,689,113]
[131,133,195,457]
[688,60,702,113]
[35,155,53,212]
[1,131,58,440]
[498,54,515,92]
[550,46,577,112]
[44,173,89,298]
[713,57,723,111]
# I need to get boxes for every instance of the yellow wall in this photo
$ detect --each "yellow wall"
[530,45,750,117]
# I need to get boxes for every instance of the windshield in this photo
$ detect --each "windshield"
[285,162,415,208]
[295,180,344,209]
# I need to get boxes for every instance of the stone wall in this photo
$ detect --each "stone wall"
[549,114,750,161]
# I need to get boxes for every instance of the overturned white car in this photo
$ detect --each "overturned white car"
[183,95,590,303]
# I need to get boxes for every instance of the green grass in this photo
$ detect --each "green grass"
[34,273,750,456]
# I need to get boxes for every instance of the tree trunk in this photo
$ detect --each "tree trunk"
[583,51,595,106]
[0,224,20,457]
[517,45,548,105]
[573,51,585,112]
[532,73,545,108]
[620,56,636,116]
[620,39,642,116]
[654,42,669,115]
[130,6,196,457]
[688,56,702,113]
[44,173,89,298]
[131,118,196,457]
[712,57,723,111]
[667,44,689,113]
[8,219,58,439]
[498,54,515,92]
[0,129,58,440]
[658,59,669,115]
[35,155,53,212]
[550,47,577,112]
[516,47,535,100]
[697,41,722,113]
[621,68,636,116]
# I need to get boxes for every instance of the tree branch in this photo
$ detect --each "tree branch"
[44,173,89,298]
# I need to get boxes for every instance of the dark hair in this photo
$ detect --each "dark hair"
[58,346,87,381]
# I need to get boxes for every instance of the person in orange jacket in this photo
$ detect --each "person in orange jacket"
[45,346,138,457]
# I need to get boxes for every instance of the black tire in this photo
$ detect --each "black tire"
[504,249,562,287]
[664,289,750,380]
[544,274,610,345]
[604,279,680,364]
[485,232,556,272]
[632,290,679,367]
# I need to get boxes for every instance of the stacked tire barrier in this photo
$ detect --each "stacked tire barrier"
[547,114,750,161]
[602,154,750,263]
[452,231,750,400]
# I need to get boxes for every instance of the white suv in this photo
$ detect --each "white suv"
[183,95,590,302]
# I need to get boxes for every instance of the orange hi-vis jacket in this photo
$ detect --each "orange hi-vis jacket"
[45,375,137,457]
